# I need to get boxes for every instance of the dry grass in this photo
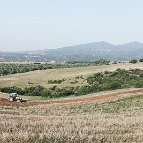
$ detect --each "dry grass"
[1,62,143,88]
[0,93,143,143]
[0,114,143,143]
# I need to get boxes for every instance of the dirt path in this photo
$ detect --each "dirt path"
[0,88,143,107]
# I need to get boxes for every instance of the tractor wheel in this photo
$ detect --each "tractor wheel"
[16,99,21,102]
[9,97,13,102]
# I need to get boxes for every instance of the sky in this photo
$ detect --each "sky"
[0,0,143,51]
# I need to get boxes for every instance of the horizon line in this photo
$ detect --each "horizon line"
[1,41,143,53]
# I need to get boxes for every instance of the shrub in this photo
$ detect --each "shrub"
[129,59,138,64]
[139,59,143,62]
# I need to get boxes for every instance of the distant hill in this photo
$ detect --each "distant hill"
[1,41,143,62]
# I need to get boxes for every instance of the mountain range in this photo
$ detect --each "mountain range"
[1,41,143,62]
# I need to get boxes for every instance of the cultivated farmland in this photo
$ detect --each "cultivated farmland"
[0,90,143,143]
[0,62,143,143]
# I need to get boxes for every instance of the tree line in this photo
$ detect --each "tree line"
[129,58,143,63]
[0,60,110,76]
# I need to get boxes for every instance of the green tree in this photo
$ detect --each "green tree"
[129,59,138,64]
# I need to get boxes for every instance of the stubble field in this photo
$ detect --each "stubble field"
[0,91,143,143]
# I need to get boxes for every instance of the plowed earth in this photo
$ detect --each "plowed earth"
[0,88,143,107]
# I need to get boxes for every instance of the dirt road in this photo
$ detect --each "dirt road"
[0,88,143,107]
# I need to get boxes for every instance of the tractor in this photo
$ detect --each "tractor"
[9,93,23,102]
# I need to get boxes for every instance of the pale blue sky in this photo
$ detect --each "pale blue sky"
[0,0,143,51]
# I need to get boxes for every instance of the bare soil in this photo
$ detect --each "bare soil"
[1,88,143,107]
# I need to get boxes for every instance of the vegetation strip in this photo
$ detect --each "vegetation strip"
[1,68,143,98]
[0,88,143,107]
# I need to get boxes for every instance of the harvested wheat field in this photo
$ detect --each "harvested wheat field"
[0,89,143,143]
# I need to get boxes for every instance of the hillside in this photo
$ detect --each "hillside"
[1,62,143,100]
[1,41,143,62]
[0,89,143,142]
[1,62,143,143]
[1,62,143,89]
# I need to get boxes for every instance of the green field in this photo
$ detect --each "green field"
[1,62,143,89]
